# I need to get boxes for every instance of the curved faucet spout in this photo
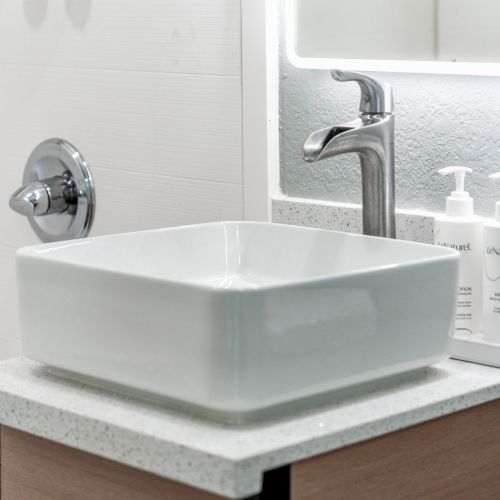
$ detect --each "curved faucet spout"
[303,117,391,163]
[303,119,363,163]
[302,71,396,239]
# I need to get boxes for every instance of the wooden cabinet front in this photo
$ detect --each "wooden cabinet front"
[0,427,224,500]
[1,399,499,499]
[291,399,500,500]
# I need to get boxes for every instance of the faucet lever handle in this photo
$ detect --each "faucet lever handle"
[331,70,394,115]
[9,182,50,217]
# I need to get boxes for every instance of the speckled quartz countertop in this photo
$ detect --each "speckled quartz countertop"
[0,358,499,498]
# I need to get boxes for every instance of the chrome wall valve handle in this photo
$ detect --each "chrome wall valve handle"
[9,139,95,242]
[10,181,51,217]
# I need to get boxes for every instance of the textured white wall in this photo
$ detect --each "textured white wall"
[280,20,500,218]
[0,0,243,357]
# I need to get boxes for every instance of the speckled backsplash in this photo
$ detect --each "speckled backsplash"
[279,4,500,217]
[272,197,436,244]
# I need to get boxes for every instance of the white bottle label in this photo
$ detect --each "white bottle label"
[483,226,500,343]
[434,219,483,336]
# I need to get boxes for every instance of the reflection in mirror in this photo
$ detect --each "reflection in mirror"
[438,0,500,63]
[289,0,500,74]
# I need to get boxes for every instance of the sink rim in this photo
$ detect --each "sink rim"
[17,221,460,294]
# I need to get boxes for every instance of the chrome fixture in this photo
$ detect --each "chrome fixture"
[9,139,95,242]
[303,70,396,238]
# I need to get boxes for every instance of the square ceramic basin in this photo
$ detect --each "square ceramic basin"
[17,222,459,420]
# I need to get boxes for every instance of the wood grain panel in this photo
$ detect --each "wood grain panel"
[0,1,23,64]
[23,0,241,76]
[291,399,500,500]
[90,167,243,236]
[0,66,242,185]
[1,426,226,500]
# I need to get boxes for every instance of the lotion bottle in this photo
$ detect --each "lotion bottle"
[483,173,500,343]
[434,166,483,336]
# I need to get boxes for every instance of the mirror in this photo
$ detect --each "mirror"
[287,0,500,75]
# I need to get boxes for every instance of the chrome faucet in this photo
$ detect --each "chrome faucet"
[303,70,396,238]
[9,138,95,242]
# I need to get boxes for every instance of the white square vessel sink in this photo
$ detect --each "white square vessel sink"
[18,222,459,420]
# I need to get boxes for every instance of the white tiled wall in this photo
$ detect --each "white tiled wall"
[0,0,244,357]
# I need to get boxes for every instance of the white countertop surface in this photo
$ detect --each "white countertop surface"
[0,357,499,498]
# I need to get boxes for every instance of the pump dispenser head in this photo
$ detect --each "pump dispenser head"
[438,166,474,217]
[488,172,500,221]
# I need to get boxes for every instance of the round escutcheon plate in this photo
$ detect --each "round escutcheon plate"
[23,138,95,242]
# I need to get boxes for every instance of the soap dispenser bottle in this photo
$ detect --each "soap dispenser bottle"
[483,173,500,343]
[434,166,483,336]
